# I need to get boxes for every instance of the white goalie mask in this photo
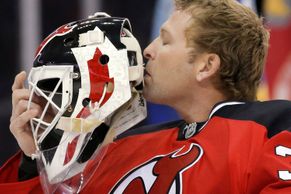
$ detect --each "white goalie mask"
[27,12,146,194]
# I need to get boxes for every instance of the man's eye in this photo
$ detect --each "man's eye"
[162,41,169,45]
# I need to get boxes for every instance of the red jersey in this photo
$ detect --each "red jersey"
[0,100,291,194]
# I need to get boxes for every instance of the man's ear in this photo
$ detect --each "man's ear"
[196,53,220,82]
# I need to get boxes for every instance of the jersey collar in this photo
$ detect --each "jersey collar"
[177,101,245,140]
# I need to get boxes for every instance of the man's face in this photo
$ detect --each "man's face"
[143,10,200,106]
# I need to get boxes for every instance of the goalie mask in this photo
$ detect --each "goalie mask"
[27,12,146,193]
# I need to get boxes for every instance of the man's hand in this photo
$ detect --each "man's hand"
[10,71,41,157]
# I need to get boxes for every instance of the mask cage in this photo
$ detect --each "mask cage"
[27,65,74,149]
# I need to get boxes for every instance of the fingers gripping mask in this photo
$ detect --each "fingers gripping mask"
[27,12,146,194]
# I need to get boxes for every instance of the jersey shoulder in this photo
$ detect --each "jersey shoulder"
[215,100,291,138]
[116,120,184,140]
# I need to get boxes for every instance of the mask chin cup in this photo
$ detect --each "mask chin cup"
[35,130,110,194]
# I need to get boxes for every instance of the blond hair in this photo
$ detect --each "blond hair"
[175,0,270,100]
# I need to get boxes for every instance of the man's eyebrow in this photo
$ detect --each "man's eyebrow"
[160,28,171,37]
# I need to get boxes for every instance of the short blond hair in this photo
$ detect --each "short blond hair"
[175,0,270,101]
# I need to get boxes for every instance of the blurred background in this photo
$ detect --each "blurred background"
[0,0,290,165]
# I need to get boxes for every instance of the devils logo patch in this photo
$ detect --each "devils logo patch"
[110,143,203,194]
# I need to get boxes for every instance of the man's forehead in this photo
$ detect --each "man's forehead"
[160,10,192,34]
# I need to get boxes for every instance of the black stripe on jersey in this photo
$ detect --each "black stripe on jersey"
[116,120,185,140]
[213,100,291,138]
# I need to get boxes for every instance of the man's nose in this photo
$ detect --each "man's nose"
[143,38,158,60]
[143,45,152,60]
